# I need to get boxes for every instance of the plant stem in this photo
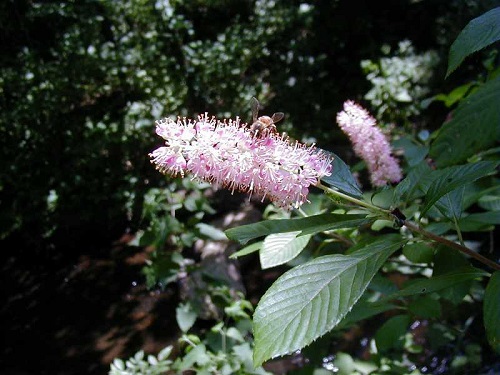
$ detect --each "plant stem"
[316,183,500,271]
[403,220,500,271]
[316,183,390,215]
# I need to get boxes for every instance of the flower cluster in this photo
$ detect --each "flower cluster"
[150,114,333,209]
[336,101,402,187]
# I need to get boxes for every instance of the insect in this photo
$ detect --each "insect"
[248,97,284,138]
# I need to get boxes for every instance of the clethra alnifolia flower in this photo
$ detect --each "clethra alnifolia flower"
[336,101,402,187]
[150,113,333,209]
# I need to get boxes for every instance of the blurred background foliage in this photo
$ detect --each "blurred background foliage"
[1,0,497,253]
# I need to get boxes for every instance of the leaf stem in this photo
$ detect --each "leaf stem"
[452,216,465,246]
[403,220,500,271]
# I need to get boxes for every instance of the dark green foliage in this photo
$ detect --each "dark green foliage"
[0,0,493,250]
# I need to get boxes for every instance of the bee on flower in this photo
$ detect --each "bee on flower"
[150,107,332,209]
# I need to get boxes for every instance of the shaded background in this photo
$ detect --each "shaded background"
[0,1,498,374]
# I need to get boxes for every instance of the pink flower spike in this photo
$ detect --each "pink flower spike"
[336,101,402,187]
[149,113,333,209]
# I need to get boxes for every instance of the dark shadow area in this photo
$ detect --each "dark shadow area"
[0,235,178,375]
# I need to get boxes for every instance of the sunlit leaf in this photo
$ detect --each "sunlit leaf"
[260,232,312,269]
[446,7,500,77]
[225,213,370,244]
[253,235,404,366]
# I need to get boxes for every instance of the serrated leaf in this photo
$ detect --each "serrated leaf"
[421,161,498,215]
[260,232,312,269]
[321,152,363,198]
[252,235,404,366]
[446,7,500,77]
[430,76,500,166]
[225,213,370,245]
[484,272,500,353]
[381,268,487,301]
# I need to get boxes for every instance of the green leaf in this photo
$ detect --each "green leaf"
[433,82,476,107]
[408,296,441,319]
[402,242,434,264]
[484,272,500,353]
[434,186,465,221]
[225,213,370,245]
[260,232,312,269]
[393,137,429,167]
[321,152,363,198]
[195,223,227,240]
[252,235,404,366]
[478,193,500,211]
[178,344,210,370]
[421,161,498,215]
[158,346,173,361]
[446,7,500,77]
[176,303,197,332]
[381,268,487,301]
[430,76,500,166]
[375,314,411,351]
[230,241,262,259]
[457,211,500,231]
[393,161,431,204]
[338,300,396,329]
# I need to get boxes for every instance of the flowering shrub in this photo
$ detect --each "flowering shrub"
[147,7,500,374]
